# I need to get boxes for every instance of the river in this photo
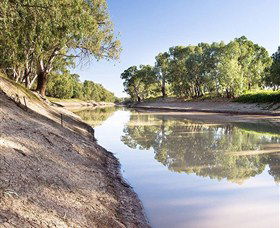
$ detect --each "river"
[74,107,280,228]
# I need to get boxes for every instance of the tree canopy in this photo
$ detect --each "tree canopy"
[121,37,275,101]
[46,71,116,102]
[120,65,158,102]
[0,0,121,96]
[266,47,280,89]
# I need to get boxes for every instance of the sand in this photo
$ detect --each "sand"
[0,76,149,228]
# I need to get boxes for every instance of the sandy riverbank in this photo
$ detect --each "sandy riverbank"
[133,99,280,116]
[51,100,115,109]
[0,77,149,227]
[132,100,280,117]
[131,99,280,126]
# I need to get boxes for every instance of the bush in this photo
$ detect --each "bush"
[234,90,280,103]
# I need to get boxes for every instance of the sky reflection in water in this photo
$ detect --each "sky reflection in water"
[75,107,280,228]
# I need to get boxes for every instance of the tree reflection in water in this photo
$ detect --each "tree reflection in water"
[73,106,117,127]
[121,113,280,184]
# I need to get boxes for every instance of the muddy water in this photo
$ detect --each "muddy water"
[75,107,280,228]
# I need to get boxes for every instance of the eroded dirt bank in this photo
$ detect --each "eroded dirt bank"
[52,100,115,109]
[133,99,280,116]
[0,77,149,227]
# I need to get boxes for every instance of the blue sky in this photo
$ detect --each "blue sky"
[72,0,279,97]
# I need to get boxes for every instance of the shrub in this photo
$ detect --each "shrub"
[235,90,280,103]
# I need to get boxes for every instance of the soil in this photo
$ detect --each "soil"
[51,100,115,109]
[133,101,280,126]
[0,76,149,228]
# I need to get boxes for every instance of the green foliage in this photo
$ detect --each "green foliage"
[0,0,121,96]
[234,90,280,103]
[265,47,280,88]
[121,65,159,102]
[46,71,116,102]
[82,80,115,102]
[47,73,76,99]
[121,37,275,101]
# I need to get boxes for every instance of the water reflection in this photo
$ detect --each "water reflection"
[75,108,280,227]
[73,106,116,127]
[121,113,280,184]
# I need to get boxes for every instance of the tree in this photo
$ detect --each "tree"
[46,72,116,101]
[120,37,273,100]
[266,47,280,89]
[155,52,170,98]
[46,72,74,98]
[0,0,121,96]
[46,71,84,99]
[216,42,243,98]
[168,46,194,97]
[82,80,115,102]
[233,36,272,90]
[121,65,157,102]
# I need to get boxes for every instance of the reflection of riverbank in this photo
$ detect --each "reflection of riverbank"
[120,112,280,184]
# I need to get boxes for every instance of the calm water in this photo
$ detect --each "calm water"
[75,107,280,228]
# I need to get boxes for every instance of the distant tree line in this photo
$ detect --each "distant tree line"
[121,37,279,101]
[46,70,116,102]
[0,0,120,97]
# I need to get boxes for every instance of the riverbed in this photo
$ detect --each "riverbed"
[75,107,280,228]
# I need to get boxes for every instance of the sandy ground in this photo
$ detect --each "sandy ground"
[52,100,115,109]
[133,99,280,116]
[132,101,280,122]
[0,77,149,227]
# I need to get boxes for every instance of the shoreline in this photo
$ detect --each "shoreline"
[132,100,280,117]
[133,105,280,116]
[0,77,149,227]
[50,100,116,109]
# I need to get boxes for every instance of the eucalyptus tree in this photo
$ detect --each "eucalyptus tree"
[216,41,243,98]
[155,52,170,98]
[120,37,273,100]
[233,36,272,90]
[266,47,280,89]
[121,65,157,102]
[0,0,121,96]
[215,37,272,97]
[168,46,193,97]
[82,80,115,102]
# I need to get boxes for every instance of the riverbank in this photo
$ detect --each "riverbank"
[0,76,149,227]
[132,99,280,116]
[47,97,115,109]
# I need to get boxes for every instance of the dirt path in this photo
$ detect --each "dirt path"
[0,77,149,227]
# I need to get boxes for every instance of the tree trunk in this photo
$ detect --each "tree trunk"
[36,71,48,97]
[29,74,38,89]
[248,83,251,90]
[161,76,166,98]
[137,96,141,102]
[226,88,230,98]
